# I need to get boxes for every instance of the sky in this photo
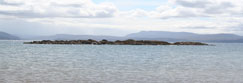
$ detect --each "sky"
[0,0,243,36]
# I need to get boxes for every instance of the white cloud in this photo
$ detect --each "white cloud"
[1,0,243,36]
[151,0,243,19]
[119,9,149,18]
[0,0,118,18]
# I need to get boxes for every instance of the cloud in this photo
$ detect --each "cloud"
[152,6,202,19]
[0,0,118,18]
[183,26,213,29]
[175,0,210,8]
[119,9,149,18]
[1,0,242,19]
[152,0,243,19]
[203,2,234,15]
[228,23,243,31]
[1,0,243,36]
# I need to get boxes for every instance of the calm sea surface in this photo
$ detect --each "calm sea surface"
[0,40,243,83]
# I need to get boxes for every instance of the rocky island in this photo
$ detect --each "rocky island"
[24,39,209,45]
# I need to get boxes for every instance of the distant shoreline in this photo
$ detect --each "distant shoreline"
[24,39,209,45]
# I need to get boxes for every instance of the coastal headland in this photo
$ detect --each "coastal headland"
[24,39,209,45]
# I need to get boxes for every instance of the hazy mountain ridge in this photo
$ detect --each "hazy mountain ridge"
[2,31,243,42]
[26,34,125,41]
[0,31,20,40]
[126,31,243,43]
[126,31,200,39]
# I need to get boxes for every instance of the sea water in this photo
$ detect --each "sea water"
[0,40,243,83]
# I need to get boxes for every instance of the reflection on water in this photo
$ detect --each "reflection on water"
[0,41,243,83]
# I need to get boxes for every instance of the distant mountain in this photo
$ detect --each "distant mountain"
[126,31,243,43]
[0,31,20,40]
[25,31,243,43]
[126,31,200,39]
[27,34,125,41]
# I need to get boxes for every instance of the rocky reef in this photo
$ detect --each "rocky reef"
[24,39,209,45]
[173,42,208,45]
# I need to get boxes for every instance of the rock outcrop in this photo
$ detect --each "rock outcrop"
[24,39,209,45]
[173,42,208,45]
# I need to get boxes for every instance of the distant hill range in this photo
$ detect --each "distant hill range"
[25,31,243,43]
[0,31,20,40]
[125,31,243,43]
[27,34,125,41]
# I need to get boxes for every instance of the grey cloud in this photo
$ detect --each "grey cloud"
[0,10,116,19]
[177,10,197,17]
[0,0,117,18]
[175,0,210,8]
[51,2,85,8]
[204,2,234,14]
[158,0,240,19]
[159,15,209,19]
[175,0,236,15]
[0,11,50,18]
[228,24,243,31]
[160,16,195,19]
[159,9,210,19]
[0,10,72,18]
[183,26,213,29]
[0,11,115,18]
[0,0,23,6]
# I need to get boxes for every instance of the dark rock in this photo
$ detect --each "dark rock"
[173,42,208,45]
[24,39,209,45]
